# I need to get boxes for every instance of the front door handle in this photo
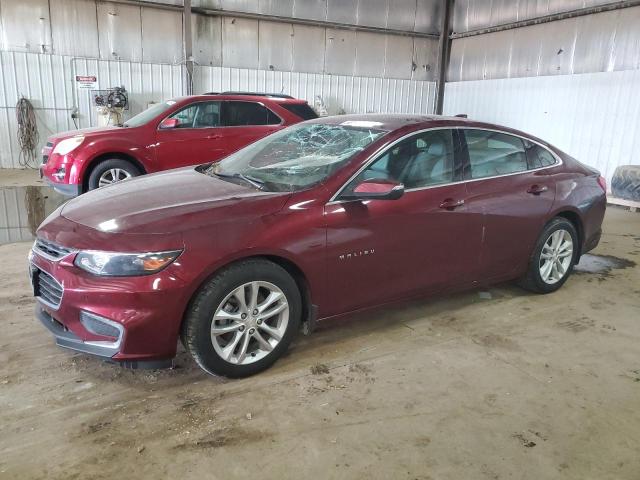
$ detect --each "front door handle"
[439,198,465,210]
[207,134,222,139]
[527,184,548,195]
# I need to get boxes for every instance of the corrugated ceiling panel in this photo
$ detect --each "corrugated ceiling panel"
[354,31,386,78]
[325,28,356,76]
[387,0,416,31]
[384,34,413,80]
[97,2,142,62]
[192,13,222,66]
[50,0,99,57]
[357,0,387,28]
[0,0,51,53]
[453,0,619,33]
[450,6,640,80]
[258,21,293,72]
[415,0,441,34]
[327,0,357,24]
[293,0,327,21]
[291,24,325,74]
[443,70,640,184]
[258,0,294,17]
[222,17,259,69]
[141,7,183,64]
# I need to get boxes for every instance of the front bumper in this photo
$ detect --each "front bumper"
[42,175,82,197]
[31,246,191,367]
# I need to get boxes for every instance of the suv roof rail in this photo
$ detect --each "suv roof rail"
[203,91,295,99]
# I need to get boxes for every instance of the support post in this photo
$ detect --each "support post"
[435,0,453,115]
[183,0,194,95]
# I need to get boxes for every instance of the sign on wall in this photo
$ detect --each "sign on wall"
[75,75,97,89]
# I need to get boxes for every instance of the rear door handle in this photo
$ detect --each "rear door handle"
[439,198,465,210]
[527,184,548,195]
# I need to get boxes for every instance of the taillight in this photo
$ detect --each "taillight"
[597,176,607,193]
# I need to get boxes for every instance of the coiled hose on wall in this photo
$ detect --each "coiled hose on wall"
[15,97,39,168]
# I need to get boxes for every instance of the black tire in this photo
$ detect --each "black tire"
[87,159,141,191]
[518,217,579,294]
[182,259,302,378]
[611,165,640,201]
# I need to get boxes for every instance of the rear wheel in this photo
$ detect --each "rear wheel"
[182,259,302,378]
[88,159,141,191]
[519,217,578,294]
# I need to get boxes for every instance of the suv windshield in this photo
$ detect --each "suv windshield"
[123,100,178,127]
[204,123,387,192]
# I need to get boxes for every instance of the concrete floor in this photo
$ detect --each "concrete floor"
[0,207,638,479]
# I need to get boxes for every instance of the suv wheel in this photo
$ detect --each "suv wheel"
[182,259,302,378]
[88,159,141,190]
[519,217,578,294]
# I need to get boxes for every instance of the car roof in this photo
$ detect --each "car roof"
[187,93,307,103]
[307,113,551,146]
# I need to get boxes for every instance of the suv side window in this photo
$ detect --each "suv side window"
[352,129,456,189]
[524,141,557,169]
[168,102,221,128]
[222,101,281,126]
[464,129,527,179]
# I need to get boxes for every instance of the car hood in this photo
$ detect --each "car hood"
[61,167,291,234]
[47,126,129,143]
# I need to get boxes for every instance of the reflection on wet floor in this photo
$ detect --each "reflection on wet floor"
[0,186,67,245]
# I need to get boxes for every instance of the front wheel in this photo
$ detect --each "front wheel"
[519,217,579,294]
[88,159,141,190]
[182,259,302,378]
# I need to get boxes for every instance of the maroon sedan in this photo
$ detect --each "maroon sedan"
[31,114,606,377]
[40,92,317,196]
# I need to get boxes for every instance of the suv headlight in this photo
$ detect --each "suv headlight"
[53,136,84,155]
[74,250,182,276]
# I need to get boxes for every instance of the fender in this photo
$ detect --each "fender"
[70,131,155,184]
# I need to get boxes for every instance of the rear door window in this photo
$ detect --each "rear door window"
[222,101,281,126]
[525,141,557,169]
[463,129,527,179]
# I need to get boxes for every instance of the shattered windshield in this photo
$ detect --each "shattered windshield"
[203,122,387,192]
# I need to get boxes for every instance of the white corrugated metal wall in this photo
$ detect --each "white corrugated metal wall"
[0,52,186,169]
[444,3,640,185]
[193,67,436,116]
[0,0,440,169]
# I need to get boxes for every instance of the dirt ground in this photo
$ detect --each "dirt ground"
[0,207,639,480]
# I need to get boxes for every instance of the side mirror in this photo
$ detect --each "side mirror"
[159,118,179,129]
[343,179,405,201]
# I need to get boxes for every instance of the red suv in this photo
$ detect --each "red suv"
[32,115,606,378]
[40,92,317,196]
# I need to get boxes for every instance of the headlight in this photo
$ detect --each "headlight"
[74,250,182,276]
[53,136,84,155]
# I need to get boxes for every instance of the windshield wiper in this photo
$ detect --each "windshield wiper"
[213,172,265,190]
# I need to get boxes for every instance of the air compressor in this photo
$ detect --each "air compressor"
[92,86,129,127]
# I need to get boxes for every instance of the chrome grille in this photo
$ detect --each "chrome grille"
[34,268,63,309]
[34,238,73,261]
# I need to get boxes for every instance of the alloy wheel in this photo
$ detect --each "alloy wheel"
[211,281,289,365]
[539,229,573,285]
[98,168,132,187]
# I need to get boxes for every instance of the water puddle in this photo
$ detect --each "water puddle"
[0,186,67,245]
[574,254,636,275]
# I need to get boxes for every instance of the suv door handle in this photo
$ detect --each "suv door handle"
[207,134,222,139]
[527,184,548,195]
[439,198,465,210]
